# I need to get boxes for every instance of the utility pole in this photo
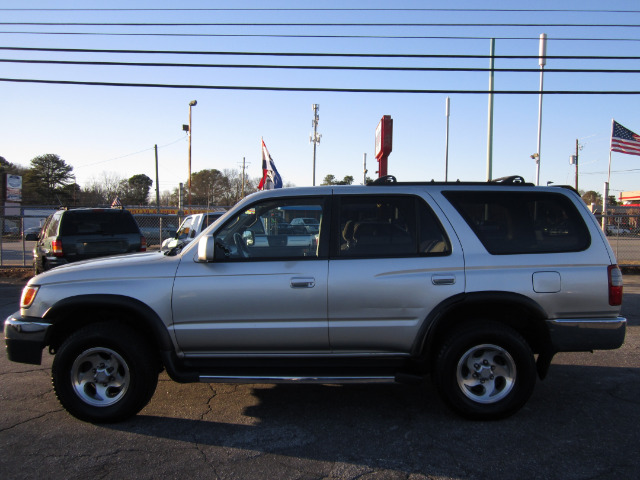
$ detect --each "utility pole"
[569,139,582,192]
[154,144,162,243]
[575,139,580,191]
[310,104,321,186]
[241,157,247,198]
[154,144,160,214]
[187,100,197,213]
[178,183,184,217]
[363,153,368,185]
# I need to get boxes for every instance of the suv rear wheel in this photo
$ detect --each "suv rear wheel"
[433,321,536,420]
[52,322,158,423]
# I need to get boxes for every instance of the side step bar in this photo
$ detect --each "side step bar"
[199,375,397,384]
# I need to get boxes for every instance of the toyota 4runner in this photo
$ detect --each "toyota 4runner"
[5,176,626,422]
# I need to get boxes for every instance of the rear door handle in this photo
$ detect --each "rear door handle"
[291,277,316,288]
[432,274,456,286]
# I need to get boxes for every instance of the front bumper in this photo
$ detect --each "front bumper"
[4,313,52,365]
[547,317,627,352]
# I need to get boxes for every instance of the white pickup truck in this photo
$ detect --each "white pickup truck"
[161,211,225,251]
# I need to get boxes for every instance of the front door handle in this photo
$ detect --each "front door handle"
[290,277,316,288]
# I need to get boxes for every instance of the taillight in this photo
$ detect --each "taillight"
[140,235,147,252]
[608,265,623,306]
[51,239,64,257]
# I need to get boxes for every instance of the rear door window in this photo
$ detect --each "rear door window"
[335,195,450,258]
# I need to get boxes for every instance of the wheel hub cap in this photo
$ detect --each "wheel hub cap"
[71,347,130,407]
[456,344,516,404]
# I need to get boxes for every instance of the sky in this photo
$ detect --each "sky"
[1,0,639,202]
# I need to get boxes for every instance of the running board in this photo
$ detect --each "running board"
[199,375,397,384]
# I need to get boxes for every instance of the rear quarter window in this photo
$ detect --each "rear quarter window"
[443,190,591,254]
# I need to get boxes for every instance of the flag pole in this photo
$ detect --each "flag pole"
[604,119,614,230]
[607,119,614,187]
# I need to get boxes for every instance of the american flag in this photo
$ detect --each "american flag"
[611,121,640,156]
[111,196,123,208]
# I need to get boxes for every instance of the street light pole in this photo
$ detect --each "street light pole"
[445,96,450,181]
[535,33,547,186]
[486,38,495,181]
[187,100,197,213]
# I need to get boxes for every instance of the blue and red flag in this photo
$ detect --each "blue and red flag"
[258,139,283,190]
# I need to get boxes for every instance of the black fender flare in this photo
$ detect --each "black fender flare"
[414,291,552,375]
[43,294,175,352]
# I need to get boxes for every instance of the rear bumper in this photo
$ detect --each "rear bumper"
[42,255,69,269]
[547,317,627,352]
[4,313,51,365]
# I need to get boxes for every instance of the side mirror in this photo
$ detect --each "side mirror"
[197,236,215,262]
[242,230,255,246]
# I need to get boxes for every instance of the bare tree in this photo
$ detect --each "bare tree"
[81,172,125,206]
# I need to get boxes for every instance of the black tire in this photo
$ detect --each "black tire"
[433,321,536,420]
[52,322,158,423]
[34,257,44,275]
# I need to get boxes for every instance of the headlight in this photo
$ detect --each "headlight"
[20,285,40,309]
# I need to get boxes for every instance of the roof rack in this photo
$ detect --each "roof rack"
[491,175,527,184]
[367,174,534,187]
[368,175,398,185]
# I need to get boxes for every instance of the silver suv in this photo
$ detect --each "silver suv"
[5,176,626,422]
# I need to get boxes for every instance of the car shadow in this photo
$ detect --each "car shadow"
[621,291,640,326]
[101,362,640,478]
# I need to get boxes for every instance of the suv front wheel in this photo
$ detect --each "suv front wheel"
[52,322,159,423]
[433,321,536,420]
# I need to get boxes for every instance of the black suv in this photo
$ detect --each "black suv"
[33,208,146,274]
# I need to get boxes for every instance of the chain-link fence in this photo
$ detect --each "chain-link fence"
[131,214,180,248]
[594,213,640,266]
[3,209,640,268]
[0,210,183,267]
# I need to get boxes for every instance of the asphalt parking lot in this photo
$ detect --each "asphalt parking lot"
[1,274,639,480]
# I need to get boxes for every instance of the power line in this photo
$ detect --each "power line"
[2,46,639,60]
[1,8,639,13]
[74,136,186,169]
[1,77,638,94]
[2,22,640,28]
[2,58,639,74]
[1,31,639,42]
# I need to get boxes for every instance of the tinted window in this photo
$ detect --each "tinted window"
[337,195,450,257]
[203,212,223,228]
[443,191,590,254]
[214,198,326,260]
[45,213,61,237]
[60,211,140,235]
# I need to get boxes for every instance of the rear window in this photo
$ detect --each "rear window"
[443,191,590,254]
[60,210,140,236]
